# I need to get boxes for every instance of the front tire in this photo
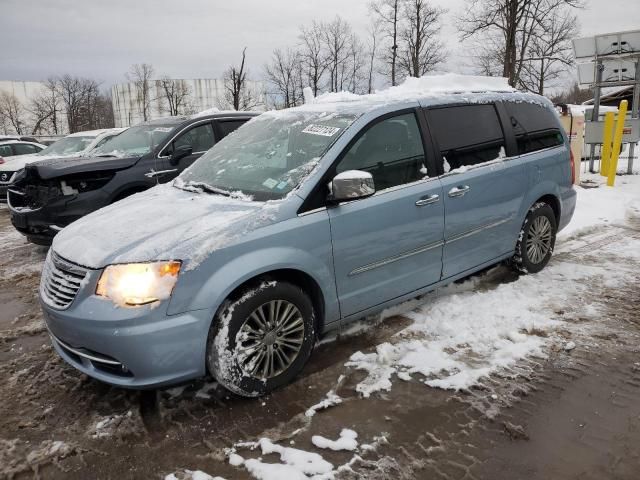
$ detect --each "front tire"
[512,202,557,274]
[207,280,316,397]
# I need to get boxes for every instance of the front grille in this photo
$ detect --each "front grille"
[40,252,88,309]
[8,183,60,210]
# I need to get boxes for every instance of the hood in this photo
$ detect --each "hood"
[0,153,42,172]
[26,155,140,180]
[51,184,280,270]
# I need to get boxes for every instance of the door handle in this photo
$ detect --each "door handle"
[448,185,470,198]
[415,194,440,206]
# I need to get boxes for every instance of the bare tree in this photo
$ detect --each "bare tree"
[366,22,381,93]
[0,91,27,134]
[322,16,354,92]
[346,33,367,94]
[264,48,305,109]
[29,78,63,134]
[221,48,260,111]
[126,63,154,121]
[397,0,446,78]
[371,0,401,86]
[56,74,104,132]
[458,0,582,87]
[299,22,329,97]
[518,8,578,94]
[158,77,191,116]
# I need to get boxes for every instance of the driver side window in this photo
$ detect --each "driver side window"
[166,123,215,156]
[336,112,427,191]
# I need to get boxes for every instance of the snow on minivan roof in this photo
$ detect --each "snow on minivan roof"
[279,73,549,118]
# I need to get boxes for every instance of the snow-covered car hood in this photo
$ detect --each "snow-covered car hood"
[0,153,42,172]
[52,184,278,270]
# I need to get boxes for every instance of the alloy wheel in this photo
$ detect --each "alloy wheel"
[236,300,305,379]
[526,216,553,265]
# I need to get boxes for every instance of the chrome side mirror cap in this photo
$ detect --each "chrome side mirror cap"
[328,170,375,203]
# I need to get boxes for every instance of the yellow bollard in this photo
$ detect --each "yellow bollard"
[600,112,615,177]
[607,100,628,187]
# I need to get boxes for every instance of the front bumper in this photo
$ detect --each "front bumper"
[41,252,214,389]
[43,298,214,389]
[8,188,109,245]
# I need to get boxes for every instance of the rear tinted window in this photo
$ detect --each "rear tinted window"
[218,120,248,138]
[428,104,505,171]
[504,102,564,155]
[0,144,13,157]
[13,143,39,155]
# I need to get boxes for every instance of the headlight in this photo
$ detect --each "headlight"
[96,261,181,306]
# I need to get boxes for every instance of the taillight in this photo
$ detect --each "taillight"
[0,157,4,164]
[569,149,575,184]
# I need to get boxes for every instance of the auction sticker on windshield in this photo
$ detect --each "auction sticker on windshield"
[262,178,278,189]
[302,124,341,137]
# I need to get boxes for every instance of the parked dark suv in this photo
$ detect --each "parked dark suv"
[8,112,258,244]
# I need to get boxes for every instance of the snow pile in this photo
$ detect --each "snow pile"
[312,429,358,451]
[223,431,390,480]
[165,470,225,480]
[305,385,343,417]
[313,73,515,106]
[229,438,333,479]
[88,411,143,439]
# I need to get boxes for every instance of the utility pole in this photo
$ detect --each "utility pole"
[588,60,604,173]
[628,59,640,174]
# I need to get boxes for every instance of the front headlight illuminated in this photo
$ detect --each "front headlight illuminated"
[96,261,181,307]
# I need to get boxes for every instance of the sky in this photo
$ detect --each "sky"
[1,0,639,90]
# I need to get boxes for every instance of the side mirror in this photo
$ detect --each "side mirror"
[328,170,375,203]
[169,145,193,165]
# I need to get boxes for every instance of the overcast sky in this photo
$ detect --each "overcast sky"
[2,0,639,90]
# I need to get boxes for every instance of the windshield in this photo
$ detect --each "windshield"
[90,125,174,158]
[38,136,93,156]
[177,111,357,201]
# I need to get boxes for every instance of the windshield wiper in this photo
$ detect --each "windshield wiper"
[180,180,231,197]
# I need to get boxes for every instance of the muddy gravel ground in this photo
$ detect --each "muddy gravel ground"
[1,204,640,480]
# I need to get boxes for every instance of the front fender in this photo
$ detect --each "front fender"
[168,246,340,327]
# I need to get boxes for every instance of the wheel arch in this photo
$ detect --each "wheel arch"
[519,180,562,226]
[534,193,561,224]
[221,268,327,337]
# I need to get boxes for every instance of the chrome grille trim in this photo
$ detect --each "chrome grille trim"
[40,252,87,310]
[51,333,122,366]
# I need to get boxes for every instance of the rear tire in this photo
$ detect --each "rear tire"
[207,280,316,397]
[512,202,557,274]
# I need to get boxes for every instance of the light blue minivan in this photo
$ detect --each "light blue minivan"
[40,89,576,396]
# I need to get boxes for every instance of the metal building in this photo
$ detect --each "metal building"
[111,78,265,127]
